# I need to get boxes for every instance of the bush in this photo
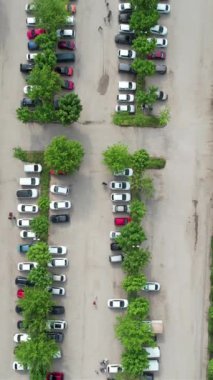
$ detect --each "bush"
[113,111,161,128]
[141,175,154,199]
[13,147,28,161]
[38,196,49,215]
[147,157,166,169]
[208,359,213,379]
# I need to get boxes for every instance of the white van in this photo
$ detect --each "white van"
[144,346,161,358]
[20,177,40,186]
[118,81,136,91]
[144,359,159,372]
[109,254,123,263]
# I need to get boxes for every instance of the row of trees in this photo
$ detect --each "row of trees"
[17,0,82,125]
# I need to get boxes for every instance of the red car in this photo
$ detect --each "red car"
[147,50,166,60]
[50,169,66,175]
[114,217,132,226]
[17,289,25,299]
[62,80,74,90]
[27,28,46,40]
[55,66,74,76]
[46,373,64,380]
[58,40,75,50]
[65,3,76,13]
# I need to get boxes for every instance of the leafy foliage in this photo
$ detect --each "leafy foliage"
[141,175,154,199]
[122,248,150,275]
[130,149,150,172]
[128,298,149,319]
[30,215,49,241]
[146,156,166,169]
[56,93,82,125]
[35,32,57,51]
[131,59,155,77]
[208,360,213,379]
[38,195,49,214]
[136,86,158,107]
[35,49,57,69]
[103,143,130,172]
[122,274,147,293]
[28,266,52,289]
[132,36,156,57]
[121,348,149,377]
[116,222,147,251]
[34,0,67,32]
[130,200,146,222]
[13,147,28,161]
[27,242,51,266]
[130,11,159,34]
[116,315,154,350]
[27,65,62,103]
[159,107,171,126]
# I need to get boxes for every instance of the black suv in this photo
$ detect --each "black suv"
[15,276,34,287]
[50,214,70,223]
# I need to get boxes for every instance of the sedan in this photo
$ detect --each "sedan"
[56,29,75,38]
[16,189,38,198]
[119,3,132,13]
[114,168,133,177]
[119,13,131,23]
[55,66,73,76]
[114,217,132,226]
[117,94,134,103]
[17,244,32,253]
[23,85,34,94]
[147,50,166,60]
[109,231,121,239]
[157,3,171,14]
[17,204,39,213]
[107,299,128,309]
[119,24,134,35]
[58,40,75,50]
[62,80,74,90]
[21,98,37,107]
[111,193,131,202]
[115,104,135,114]
[24,163,42,173]
[20,63,34,73]
[17,218,32,228]
[48,258,69,267]
[156,90,168,101]
[142,282,161,292]
[50,185,71,195]
[46,373,64,380]
[147,37,168,48]
[111,242,122,251]
[112,204,130,213]
[27,28,45,39]
[17,289,25,298]
[51,214,70,223]
[26,53,38,61]
[13,333,30,343]
[118,49,136,59]
[20,230,36,239]
[46,320,67,330]
[28,41,39,51]
[109,181,131,190]
[17,262,38,271]
[50,306,65,315]
[50,287,65,296]
[52,274,67,282]
[49,246,67,255]
[150,25,167,36]
[107,364,123,374]
[50,201,71,210]
[114,33,134,45]
[25,3,35,13]
[155,64,167,74]
[13,361,29,371]
[26,16,36,27]
[15,276,34,286]
[20,177,39,186]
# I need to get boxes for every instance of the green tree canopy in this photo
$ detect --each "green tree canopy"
[35,32,57,51]
[131,59,155,78]
[34,0,67,32]
[35,49,57,69]
[27,65,62,103]
[122,248,150,275]
[28,266,52,289]
[27,242,51,266]
[116,315,154,350]
[30,215,49,241]
[128,298,150,319]
[130,149,150,172]
[44,135,84,174]
[56,93,82,125]
[122,274,147,293]
[136,86,158,107]
[103,143,130,172]
[116,221,147,251]
[132,36,156,57]
[130,11,159,34]
[121,347,149,377]
[130,200,146,222]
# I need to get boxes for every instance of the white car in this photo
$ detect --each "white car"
[118,81,136,91]
[117,94,134,103]
[23,85,34,94]
[12,361,29,371]
[118,3,132,12]
[118,49,136,60]
[50,200,71,210]
[26,53,38,61]
[49,246,67,255]
[147,37,168,48]
[48,258,69,268]
[107,299,128,309]
[17,218,32,228]
[50,287,65,296]
[50,185,71,195]
[112,204,130,213]
[26,16,36,26]
[144,346,161,358]
[114,168,133,177]
[17,262,38,271]
[25,3,35,13]
[52,274,67,282]
[157,3,171,14]
[142,282,161,292]
[119,24,134,34]
[19,177,40,186]
[144,359,159,372]
[24,163,42,173]
[111,193,131,202]
[106,364,123,374]
[150,25,167,36]
[109,181,131,190]
[20,230,36,239]
[46,320,67,330]
[56,29,75,38]
[156,90,168,101]
[109,231,121,239]
[53,350,62,359]
[115,104,135,114]
[17,204,39,213]
[13,333,30,343]
[66,16,75,25]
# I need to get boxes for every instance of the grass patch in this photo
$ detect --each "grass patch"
[113,112,163,128]
[147,157,166,169]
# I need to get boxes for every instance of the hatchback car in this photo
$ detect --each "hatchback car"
[157,3,171,14]
[114,217,132,226]
[19,177,40,186]
[17,262,38,271]
[147,37,168,48]
[111,193,131,202]
[58,40,75,50]
[24,163,42,173]
[50,306,65,315]
[50,287,65,296]
[17,289,25,298]
[48,258,69,268]
[112,204,130,213]
[17,244,32,253]
[26,53,38,61]
[119,13,131,23]
[25,3,35,13]
[61,80,74,90]
[142,282,161,292]
[118,81,136,91]
[119,3,132,13]
[49,246,67,255]
[147,50,166,60]
[26,17,36,27]
[50,201,71,210]
[119,24,134,35]
[109,181,131,190]
[20,230,36,239]
[118,49,136,60]
[115,104,135,114]
[12,361,29,371]
[17,218,32,228]
[117,94,134,103]
[107,364,123,374]
[155,64,167,74]
[17,204,39,213]
[109,231,121,239]
[28,41,39,51]
[114,168,133,177]
[118,63,136,75]
[107,299,128,309]
[150,25,167,36]
[15,276,34,286]
[21,98,37,108]
[55,66,73,77]
[20,63,34,73]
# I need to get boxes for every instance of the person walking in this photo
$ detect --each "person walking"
[98,26,103,32]
[102,182,107,186]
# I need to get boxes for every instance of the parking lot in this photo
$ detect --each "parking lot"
[0,0,213,378]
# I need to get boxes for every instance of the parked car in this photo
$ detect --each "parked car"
[112,204,130,213]
[13,361,29,371]
[15,276,34,286]
[118,13,131,23]
[46,332,64,343]
[49,246,67,255]
[111,193,131,202]
[157,3,171,14]
[56,29,75,38]
[16,189,38,198]
[117,94,134,103]
[26,53,38,61]
[115,104,135,114]
[119,3,132,13]
[150,25,167,36]
[20,63,34,73]
[27,28,45,39]
[109,231,121,239]
[109,181,130,190]
[144,346,161,359]
[50,201,71,210]
[17,244,32,253]
[46,320,67,330]
[17,320,25,329]
[19,177,40,186]
[17,204,39,213]
[118,63,136,75]
[17,218,32,228]
[50,185,71,195]
[155,64,167,74]
[119,24,134,35]
[114,168,133,177]
[55,66,73,76]
[17,262,38,271]
[24,163,42,173]
[144,359,160,372]
[65,3,76,13]
[61,80,74,90]
[65,15,75,25]
[114,33,134,45]
[23,85,34,95]
[48,258,69,268]
[50,214,70,223]
[118,49,136,59]
[58,40,75,50]
[109,254,123,263]
[114,217,132,226]
[142,282,161,292]
[111,242,122,251]
[26,17,36,27]
[147,38,168,48]
[17,289,25,298]
[147,50,166,60]
[106,364,123,373]
[107,299,128,309]
[21,98,37,108]
[15,305,23,314]
[28,41,39,50]
[49,287,65,296]
[52,274,67,282]
[20,230,36,239]
[156,90,168,101]
[118,81,136,91]
[46,373,64,380]
[25,3,35,13]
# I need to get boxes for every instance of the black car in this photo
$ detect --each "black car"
[20,63,34,73]
[111,242,122,251]
[16,189,37,198]
[47,332,64,343]
[17,320,25,329]
[15,276,34,287]
[21,98,36,108]
[50,306,65,315]
[115,33,134,45]
[118,63,136,74]
[142,374,154,380]
[119,13,131,23]
[50,214,70,223]
[15,305,23,314]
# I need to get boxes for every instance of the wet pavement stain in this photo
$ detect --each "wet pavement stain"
[97,73,109,95]
[192,199,199,250]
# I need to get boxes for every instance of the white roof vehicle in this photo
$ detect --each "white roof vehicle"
[52,274,67,282]
[50,201,71,210]
[19,177,40,186]
[156,90,168,101]
[66,16,75,25]
[117,94,134,103]
[24,163,42,173]
[112,204,130,213]
[13,333,30,343]
[17,218,32,228]
[48,258,69,267]
[26,53,38,61]
[147,37,168,48]
[17,204,39,213]
[17,262,38,271]
[49,246,67,255]
[12,361,29,371]
[56,29,75,38]
[53,349,62,359]
[25,3,35,13]
[23,85,34,94]
[106,364,124,374]
[118,81,136,91]
[107,299,128,309]
[119,24,134,34]
[26,16,36,26]
[50,287,65,296]
[118,3,132,12]
[115,104,135,114]
[50,185,71,195]
[114,168,133,177]
[144,346,161,359]
[157,3,171,14]
[46,320,67,330]
[150,24,167,36]
[109,231,121,239]
[142,282,161,292]
[144,359,159,372]
[20,230,36,239]
[109,181,131,190]
[111,193,131,202]
[118,49,136,59]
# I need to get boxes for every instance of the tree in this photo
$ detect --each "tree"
[38,195,49,214]
[35,49,57,69]
[136,86,158,107]
[122,248,150,274]
[130,149,150,172]
[27,65,62,103]
[208,360,213,380]
[130,200,146,222]
[44,136,84,174]
[34,0,67,33]
[159,107,170,126]
[27,242,51,266]
[128,298,150,319]
[122,274,147,293]
[30,216,49,241]
[56,93,82,125]
[16,107,35,123]
[35,32,57,51]
[116,315,154,350]
[141,175,154,199]
[103,143,130,172]
[116,221,147,251]
[33,104,57,124]
[129,172,143,192]
[121,348,149,377]
[132,36,156,57]
[131,59,155,77]
[28,266,52,289]
[130,11,159,34]
[131,0,158,13]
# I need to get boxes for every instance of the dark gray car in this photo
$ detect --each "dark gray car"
[118,63,136,74]
[155,64,167,74]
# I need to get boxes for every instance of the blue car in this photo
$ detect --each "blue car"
[28,41,39,51]
[17,244,32,254]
